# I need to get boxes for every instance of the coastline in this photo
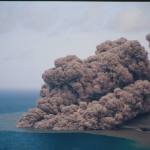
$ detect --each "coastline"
[0,112,150,149]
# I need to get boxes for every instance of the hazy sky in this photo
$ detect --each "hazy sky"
[0,2,150,90]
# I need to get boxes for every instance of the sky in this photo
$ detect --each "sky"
[0,2,150,90]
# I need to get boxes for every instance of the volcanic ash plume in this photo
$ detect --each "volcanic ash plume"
[146,33,150,48]
[17,35,150,130]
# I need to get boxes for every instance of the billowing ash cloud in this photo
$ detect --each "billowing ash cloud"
[146,33,150,48]
[17,35,150,130]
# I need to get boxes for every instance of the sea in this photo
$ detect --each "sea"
[0,90,149,150]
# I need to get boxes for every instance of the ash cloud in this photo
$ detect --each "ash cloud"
[17,35,150,130]
[146,33,150,48]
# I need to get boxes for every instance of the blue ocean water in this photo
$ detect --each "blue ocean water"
[0,90,149,150]
[0,131,146,150]
[0,90,38,114]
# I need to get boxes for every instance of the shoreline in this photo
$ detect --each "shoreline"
[0,112,150,148]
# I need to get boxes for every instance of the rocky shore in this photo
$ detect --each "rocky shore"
[17,34,150,130]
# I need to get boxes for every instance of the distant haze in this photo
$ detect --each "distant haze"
[0,2,150,90]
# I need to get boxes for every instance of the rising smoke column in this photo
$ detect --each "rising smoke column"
[17,35,150,130]
[146,33,150,48]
